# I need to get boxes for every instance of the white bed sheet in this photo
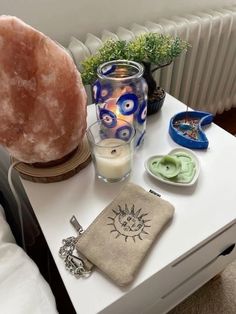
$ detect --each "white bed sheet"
[0,205,58,314]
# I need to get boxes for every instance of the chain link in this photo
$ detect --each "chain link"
[59,236,91,278]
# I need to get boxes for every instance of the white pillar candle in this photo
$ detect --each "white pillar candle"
[94,138,132,180]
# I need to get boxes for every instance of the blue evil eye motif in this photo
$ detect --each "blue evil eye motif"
[99,109,117,128]
[116,93,138,115]
[100,83,113,102]
[115,125,133,141]
[120,81,136,94]
[137,101,147,124]
[101,64,116,75]
[92,80,101,103]
[136,131,145,147]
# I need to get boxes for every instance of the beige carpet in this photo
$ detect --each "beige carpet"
[168,259,236,314]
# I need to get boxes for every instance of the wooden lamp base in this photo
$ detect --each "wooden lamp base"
[11,137,91,183]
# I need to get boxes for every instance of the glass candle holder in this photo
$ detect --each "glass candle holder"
[92,60,148,148]
[86,118,135,183]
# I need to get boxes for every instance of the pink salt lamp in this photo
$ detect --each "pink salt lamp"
[0,16,87,164]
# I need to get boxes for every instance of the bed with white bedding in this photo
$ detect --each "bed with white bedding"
[0,204,58,314]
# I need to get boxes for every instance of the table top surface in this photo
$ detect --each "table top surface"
[21,94,236,314]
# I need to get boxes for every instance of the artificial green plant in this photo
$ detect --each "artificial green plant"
[81,33,189,86]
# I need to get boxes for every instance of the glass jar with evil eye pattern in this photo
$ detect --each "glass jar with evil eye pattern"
[92,60,148,147]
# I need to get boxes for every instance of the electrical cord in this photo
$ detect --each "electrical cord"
[7,161,26,250]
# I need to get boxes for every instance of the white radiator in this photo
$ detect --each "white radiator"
[68,5,236,114]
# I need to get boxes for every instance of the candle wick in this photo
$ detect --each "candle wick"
[111,149,117,154]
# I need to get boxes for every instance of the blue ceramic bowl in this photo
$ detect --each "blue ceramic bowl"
[169,110,213,149]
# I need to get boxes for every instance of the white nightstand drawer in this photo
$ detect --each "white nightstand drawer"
[101,222,236,314]
[145,242,236,314]
[161,221,236,295]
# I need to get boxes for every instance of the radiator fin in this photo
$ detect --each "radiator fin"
[68,5,236,114]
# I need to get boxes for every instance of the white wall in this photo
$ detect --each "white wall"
[0,0,235,45]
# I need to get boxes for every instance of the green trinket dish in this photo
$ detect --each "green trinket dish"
[145,148,200,186]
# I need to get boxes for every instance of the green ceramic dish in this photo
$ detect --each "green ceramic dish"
[145,148,200,186]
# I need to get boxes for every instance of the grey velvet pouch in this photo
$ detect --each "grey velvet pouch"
[76,182,174,286]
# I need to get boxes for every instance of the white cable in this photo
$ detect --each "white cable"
[7,161,26,250]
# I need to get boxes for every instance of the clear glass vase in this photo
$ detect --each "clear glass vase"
[92,60,148,147]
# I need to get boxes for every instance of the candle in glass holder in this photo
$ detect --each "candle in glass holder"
[87,118,135,183]
[94,138,132,181]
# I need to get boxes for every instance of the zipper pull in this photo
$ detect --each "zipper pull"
[70,215,83,234]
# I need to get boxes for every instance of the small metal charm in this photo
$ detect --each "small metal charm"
[59,236,76,259]
[59,216,91,278]
[64,255,91,278]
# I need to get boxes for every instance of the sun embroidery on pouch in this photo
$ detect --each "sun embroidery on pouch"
[107,204,151,242]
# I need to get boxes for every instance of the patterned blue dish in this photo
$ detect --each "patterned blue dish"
[169,111,213,149]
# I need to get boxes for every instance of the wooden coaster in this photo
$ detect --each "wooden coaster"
[11,137,91,183]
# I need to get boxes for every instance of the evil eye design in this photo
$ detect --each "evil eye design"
[99,109,117,128]
[115,125,133,141]
[116,93,138,115]
[101,64,116,75]
[120,81,136,94]
[137,101,147,124]
[136,131,145,147]
[100,83,113,102]
[92,80,101,103]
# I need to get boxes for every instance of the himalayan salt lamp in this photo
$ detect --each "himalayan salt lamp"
[0,16,87,163]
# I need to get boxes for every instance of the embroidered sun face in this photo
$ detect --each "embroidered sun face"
[108,204,151,242]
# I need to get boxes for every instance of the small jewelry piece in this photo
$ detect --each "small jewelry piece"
[59,236,76,258]
[64,254,91,278]
[59,216,91,278]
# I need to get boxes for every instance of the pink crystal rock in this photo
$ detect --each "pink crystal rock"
[0,16,87,163]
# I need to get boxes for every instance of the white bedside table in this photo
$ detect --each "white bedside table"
[21,94,236,314]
